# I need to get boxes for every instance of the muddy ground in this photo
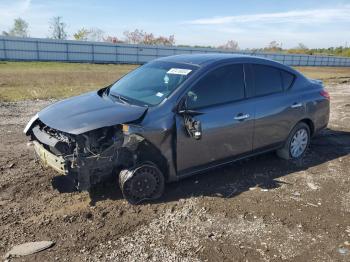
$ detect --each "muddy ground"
[1,82,350,262]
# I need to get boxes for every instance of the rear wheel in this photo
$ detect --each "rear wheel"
[277,122,310,160]
[119,163,165,204]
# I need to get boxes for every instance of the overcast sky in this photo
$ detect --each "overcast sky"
[0,0,350,48]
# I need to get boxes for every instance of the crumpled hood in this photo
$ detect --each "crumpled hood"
[38,91,147,135]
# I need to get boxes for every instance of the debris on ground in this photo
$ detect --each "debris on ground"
[306,181,319,190]
[6,163,15,169]
[4,241,55,259]
[338,247,349,255]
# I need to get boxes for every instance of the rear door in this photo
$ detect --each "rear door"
[175,64,255,174]
[245,64,303,150]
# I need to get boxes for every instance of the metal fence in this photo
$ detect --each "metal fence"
[1,36,350,67]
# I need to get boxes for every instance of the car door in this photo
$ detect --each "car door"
[245,64,304,150]
[175,64,255,175]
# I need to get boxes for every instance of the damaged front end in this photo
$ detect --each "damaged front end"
[26,119,147,191]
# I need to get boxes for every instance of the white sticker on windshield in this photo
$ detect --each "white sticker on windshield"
[156,92,164,97]
[167,68,192,75]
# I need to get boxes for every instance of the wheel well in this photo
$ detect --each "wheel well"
[114,135,169,181]
[136,140,169,180]
[299,118,315,136]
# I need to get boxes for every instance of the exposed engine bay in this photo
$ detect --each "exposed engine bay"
[28,119,158,191]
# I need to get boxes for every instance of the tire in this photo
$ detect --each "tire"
[277,122,310,160]
[119,163,165,204]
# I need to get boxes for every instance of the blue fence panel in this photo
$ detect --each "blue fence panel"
[157,48,175,56]
[0,38,5,59]
[0,36,350,67]
[93,44,116,62]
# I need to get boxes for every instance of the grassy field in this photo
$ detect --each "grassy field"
[295,66,350,81]
[0,61,350,101]
[0,62,137,101]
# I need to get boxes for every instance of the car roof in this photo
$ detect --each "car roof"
[156,53,270,66]
[155,53,303,77]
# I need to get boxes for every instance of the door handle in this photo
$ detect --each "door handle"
[234,113,250,121]
[291,102,302,108]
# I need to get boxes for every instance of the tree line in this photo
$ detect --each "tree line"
[2,17,350,57]
[2,17,175,46]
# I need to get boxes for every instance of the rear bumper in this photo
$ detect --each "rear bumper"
[33,141,68,175]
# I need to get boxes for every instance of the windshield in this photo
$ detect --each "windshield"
[109,61,197,106]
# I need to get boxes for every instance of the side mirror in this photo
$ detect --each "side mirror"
[184,115,202,140]
[178,96,203,140]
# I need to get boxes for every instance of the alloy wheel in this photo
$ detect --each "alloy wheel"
[290,128,309,158]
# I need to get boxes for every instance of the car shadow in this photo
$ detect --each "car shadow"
[52,176,77,193]
[58,128,350,205]
[52,171,124,204]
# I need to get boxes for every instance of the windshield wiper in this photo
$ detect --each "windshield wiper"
[118,95,131,105]
[109,93,131,105]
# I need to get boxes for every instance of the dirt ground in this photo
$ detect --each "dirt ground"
[1,82,350,261]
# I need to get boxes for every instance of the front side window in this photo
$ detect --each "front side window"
[109,61,197,106]
[186,64,245,109]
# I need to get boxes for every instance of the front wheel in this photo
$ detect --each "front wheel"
[277,122,310,160]
[119,163,165,204]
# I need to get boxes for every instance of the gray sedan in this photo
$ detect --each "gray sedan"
[24,54,330,204]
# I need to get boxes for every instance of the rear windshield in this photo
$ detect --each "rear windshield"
[110,61,198,106]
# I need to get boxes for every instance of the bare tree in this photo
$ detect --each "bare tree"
[123,29,175,46]
[87,28,105,42]
[123,29,144,44]
[218,40,239,50]
[153,35,175,46]
[265,41,282,51]
[2,18,29,37]
[49,16,67,40]
[73,27,105,41]
[296,43,308,50]
[103,35,124,43]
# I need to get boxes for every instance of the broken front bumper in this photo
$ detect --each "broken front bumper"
[33,141,67,175]
[32,140,116,191]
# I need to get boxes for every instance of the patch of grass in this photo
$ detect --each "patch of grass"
[0,62,138,101]
[294,66,350,82]
[0,61,349,101]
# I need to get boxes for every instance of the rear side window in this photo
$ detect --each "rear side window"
[281,70,295,90]
[252,64,283,96]
[187,64,245,109]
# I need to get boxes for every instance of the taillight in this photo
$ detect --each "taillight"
[320,90,330,100]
